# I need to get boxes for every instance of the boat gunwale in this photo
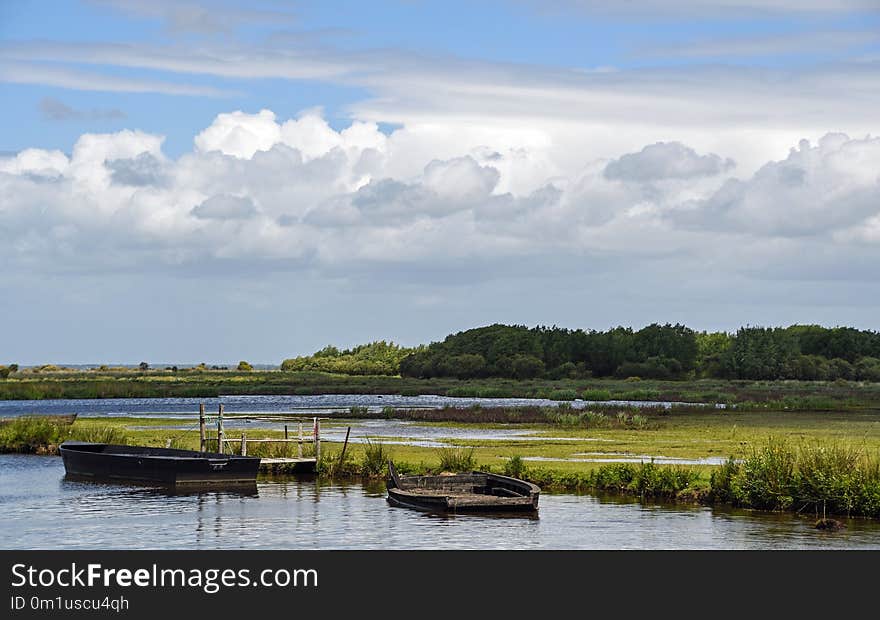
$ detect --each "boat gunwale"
[386,462,540,513]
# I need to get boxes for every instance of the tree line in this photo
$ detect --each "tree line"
[397,323,880,381]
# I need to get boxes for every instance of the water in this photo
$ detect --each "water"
[0,393,714,419]
[2,454,879,550]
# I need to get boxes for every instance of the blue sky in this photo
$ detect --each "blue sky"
[1,1,879,364]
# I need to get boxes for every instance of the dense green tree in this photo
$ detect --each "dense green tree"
[281,341,418,376]
[633,323,698,373]
[855,357,880,382]
[720,327,799,380]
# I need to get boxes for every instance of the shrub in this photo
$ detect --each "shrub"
[548,388,578,401]
[69,424,129,445]
[503,455,527,479]
[437,446,476,472]
[581,389,612,400]
[0,418,66,453]
[361,439,390,477]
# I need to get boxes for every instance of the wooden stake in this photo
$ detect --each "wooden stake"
[298,421,303,458]
[217,404,224,454]
[198,403,206,452]
[338,426,351,468]
[313,417,320,460]
[240,432,247,456]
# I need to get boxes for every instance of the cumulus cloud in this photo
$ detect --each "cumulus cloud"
[107,152,167,186]
[604,142,735,182]
[672,133,880,236]
[0,148,69,178]
[191,194,258,220]
[1,109,878,288]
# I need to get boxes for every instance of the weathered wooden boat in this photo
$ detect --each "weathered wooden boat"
[386,461,540,514]
[59,442,261,486]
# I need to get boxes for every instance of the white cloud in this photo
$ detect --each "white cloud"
[604,142,735,182]
[1,111,878,290]
[191,194,258,220]
[0,148,69,177]
[0,60,234,97]
[194,109,282,159]
[672,133,880,236]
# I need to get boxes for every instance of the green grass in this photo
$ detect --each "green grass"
[437,446,476,472]
[361,439,390,477]
[710,439,880,518]
[0,418,66,453]
[4,370,880,411]
[5,406,880,519]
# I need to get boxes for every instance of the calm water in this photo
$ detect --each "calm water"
[0,393,716,419]
[3,454,879,550]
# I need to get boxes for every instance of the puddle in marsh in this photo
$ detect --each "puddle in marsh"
[128,418,617,449]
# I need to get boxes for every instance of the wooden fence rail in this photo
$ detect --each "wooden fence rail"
[198,404,326,457]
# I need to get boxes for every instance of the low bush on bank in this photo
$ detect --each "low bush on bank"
[523,461,703,500]
[361,439,390,477]
[68,424,129,445]
[437,446,476,472]
[710,439,880,518]
[503,455,527,479]
[0,418,66,453]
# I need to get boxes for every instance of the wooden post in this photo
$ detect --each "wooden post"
[298,421,303,458]
[217,404,224,454]
[313,417,320,461]
[338,426,351,468]
[240,432,247,456]
[284,424,289,440]
[198,403,206,452]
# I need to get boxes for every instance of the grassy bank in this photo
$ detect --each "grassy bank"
[3,369,880,410]
[4,410,880,519]
[348,404,655,429]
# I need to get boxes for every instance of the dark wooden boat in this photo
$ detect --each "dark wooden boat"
[59,442,260,486]
[386,461,540,514]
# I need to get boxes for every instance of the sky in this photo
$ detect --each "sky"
[1,0,879,365]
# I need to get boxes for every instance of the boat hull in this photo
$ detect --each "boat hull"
[386,465,540,514]
[60,442,260,486]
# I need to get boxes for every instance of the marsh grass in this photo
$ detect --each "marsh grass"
[437,446,476,472]
[526,460,701,499]
[316,447,357,477]
[0,418,66,453]
[503,455,527,478]
[68,424,129,445]
[361,439,390,477]
[548,389,578,401]
[710,438,880,518]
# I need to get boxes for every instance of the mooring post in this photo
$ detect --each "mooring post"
[338,426,351,468]
[198,403,206,452]
[298,421,303,458]
[217,404,224,454]
[240,432,247,456]
[313,417,321,460]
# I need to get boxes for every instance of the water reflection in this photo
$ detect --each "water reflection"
[2,454,879,550]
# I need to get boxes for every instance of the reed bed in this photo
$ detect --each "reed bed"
[710,439,880,518]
